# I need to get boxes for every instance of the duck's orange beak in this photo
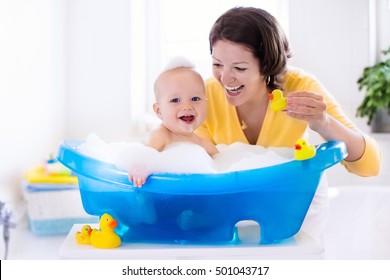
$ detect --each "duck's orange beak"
[295,144,301,150]
[108,219,118,229]
[88,228,92,235]
[268,93,274,100]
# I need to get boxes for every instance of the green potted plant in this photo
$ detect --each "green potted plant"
[356,47,390,132]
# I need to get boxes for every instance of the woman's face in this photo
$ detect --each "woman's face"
[211,39,267,106]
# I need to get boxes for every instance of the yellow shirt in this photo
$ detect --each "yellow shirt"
[196,68,381,177]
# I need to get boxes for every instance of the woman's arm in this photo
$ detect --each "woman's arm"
[286,90,381,176]
[286,91,365,161]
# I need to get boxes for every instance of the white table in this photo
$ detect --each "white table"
[59,222,324,260]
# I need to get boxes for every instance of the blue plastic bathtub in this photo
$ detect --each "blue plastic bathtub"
[57,140,347,244]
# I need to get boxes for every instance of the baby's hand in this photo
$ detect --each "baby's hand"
[128,163,150,187]
[128,174,147,187]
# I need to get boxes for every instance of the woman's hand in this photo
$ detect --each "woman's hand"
[286,91,330,132]
[286,90,366,162]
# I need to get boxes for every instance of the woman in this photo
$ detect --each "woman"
[196,6,381,177]
[195,7,381,241]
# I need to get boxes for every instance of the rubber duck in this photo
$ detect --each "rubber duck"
[294,138,316,160]
[75,225,92,245]
[90,213,121,249]
[268,89,287,111]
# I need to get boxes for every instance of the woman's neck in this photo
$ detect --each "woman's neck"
[236,91,269,144]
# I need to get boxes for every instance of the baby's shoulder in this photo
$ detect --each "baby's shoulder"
[143,126,170,151]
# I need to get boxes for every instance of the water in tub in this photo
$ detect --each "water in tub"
[77,133,329,242]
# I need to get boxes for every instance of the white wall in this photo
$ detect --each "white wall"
[1,0,390,207]
[0,0,66,203]
[64,0,137,143]
[377,0,390,57]
[289,0,371,125]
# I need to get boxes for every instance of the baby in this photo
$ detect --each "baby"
[128,57,218,186]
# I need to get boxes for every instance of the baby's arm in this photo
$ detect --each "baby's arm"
[128,162,149,187]
[199,137,218,158]
[128,127,168,187]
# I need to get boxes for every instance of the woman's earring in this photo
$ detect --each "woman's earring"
[266,76,271,85]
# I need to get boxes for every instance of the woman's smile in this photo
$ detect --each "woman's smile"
[224,84,244,97]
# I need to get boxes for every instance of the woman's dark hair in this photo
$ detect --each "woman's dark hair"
[209,7,292,90]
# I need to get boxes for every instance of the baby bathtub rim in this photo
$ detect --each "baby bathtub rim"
[57,140,347,194]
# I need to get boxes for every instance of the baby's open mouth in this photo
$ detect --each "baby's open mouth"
[180,115,195,124]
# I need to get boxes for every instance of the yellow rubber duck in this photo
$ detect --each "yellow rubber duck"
[268,89,287,111]
[75,225,92,245]
[294,138,316,160]
[90,213,121,249]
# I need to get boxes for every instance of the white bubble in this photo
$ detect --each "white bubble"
[162,56,195,72]
[77,134,294,175]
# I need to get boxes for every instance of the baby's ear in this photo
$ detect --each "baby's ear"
[153,103,163,119]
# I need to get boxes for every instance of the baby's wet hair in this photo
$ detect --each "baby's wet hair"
[154,56,204,98]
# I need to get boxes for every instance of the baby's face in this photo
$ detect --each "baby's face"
[154,68,207,134]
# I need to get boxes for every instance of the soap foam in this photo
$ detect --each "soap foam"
[77,133,294,175]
